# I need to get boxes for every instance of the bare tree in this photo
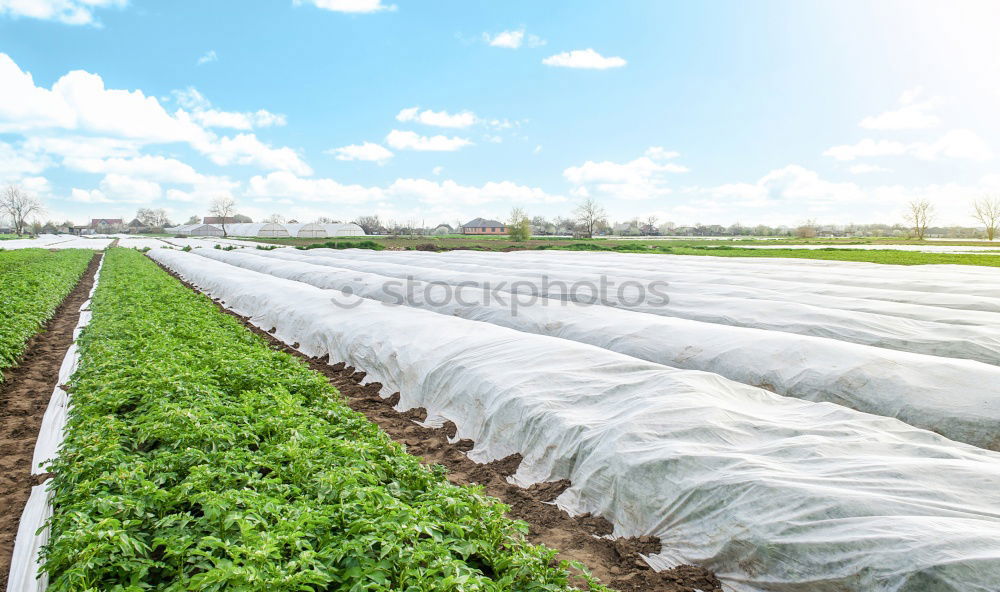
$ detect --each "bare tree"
[186,215,201,225]
[209,196,237,237]
[354,215,383,235]
[972,195,1000,241]
[263,213,286,224]
[136,207,169,229]
[645,215,659,236]
[795,219,818,239]
[0,185,44,236]
[905,198,934,240]
[573,198,607,238]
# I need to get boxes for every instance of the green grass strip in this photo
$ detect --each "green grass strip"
[0,248,93,378]
[43,248,603,592]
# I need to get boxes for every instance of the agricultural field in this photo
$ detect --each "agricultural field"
[245,235,1000,267]
[143,244,1000,591]
[0,236,114,251]
[37,249,605,591]
[4,242,1000,592]
[0,249,94,377]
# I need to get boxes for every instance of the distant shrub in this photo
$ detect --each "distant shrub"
[296,240,385,251]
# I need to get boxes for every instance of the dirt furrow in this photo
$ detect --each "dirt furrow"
[0,252,101,584]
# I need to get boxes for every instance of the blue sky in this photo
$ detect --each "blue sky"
[1,0,999,227]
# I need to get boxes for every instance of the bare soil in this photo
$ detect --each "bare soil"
[154,259,721,592]
[0,252,100,585]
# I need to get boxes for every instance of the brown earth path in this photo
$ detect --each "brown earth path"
[154,257,722,592]
[0,252,101,585]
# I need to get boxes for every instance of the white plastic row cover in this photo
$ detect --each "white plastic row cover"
[150,248,1000,592]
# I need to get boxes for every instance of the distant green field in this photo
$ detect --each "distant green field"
[244,234,1000,266]
[0,234,20,240]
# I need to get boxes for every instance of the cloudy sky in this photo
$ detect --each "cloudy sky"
[1,0,999,227]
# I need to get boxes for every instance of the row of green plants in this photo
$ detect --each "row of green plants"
[0,248,93,378]
[44,248,604,591]
[296,239,385,251]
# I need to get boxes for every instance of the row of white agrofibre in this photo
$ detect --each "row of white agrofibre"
[189,247,1000,451]
[256,246,1000,364]
[149,247,1000,592]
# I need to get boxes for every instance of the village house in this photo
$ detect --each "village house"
[461,217,507,235]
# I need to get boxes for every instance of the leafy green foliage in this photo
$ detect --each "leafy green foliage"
[44,248,604,592]
[296,240,385,251]
[0,248,93,379]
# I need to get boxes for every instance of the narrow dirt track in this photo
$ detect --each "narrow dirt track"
[154,258,721,592]
[0,252,100,585]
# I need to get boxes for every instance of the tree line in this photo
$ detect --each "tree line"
[3,184,1000,241]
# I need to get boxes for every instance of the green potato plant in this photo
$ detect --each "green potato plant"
[0,248,93,379]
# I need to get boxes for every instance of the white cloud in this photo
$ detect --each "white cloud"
[751,165,863,205]
[245,172,563,210]
[848,164,892,174]
[396,107,478,128]
[542,48,626,70]
[432,166,443,175]
[913,129,992,161]
[172,87,286,130]
[327,141,393,163]
[295,0,395,13]
[564,147,688,200]
[191,109,287,129]
[61,154,229,188]
[825,139,908,161]
[0,140,50,178]
[825,129,991,161]
[482,27,545,49]
[23,136,140,159]
[72,174,162,204]
[7,65,205,142]
[860,87,942,130]
[197,50,218,65]
[18,176,52,196]
[387,178,566,206]
[100,173,162,201]
[0,55,305,175]
[386,129,472,151]
[203,133,313,175]
[247,171,382,204]
[0,0,125,25]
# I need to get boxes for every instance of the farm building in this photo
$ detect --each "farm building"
[164,222,366,238]
[323,223,366,237]
[167,224,225,237]
[224,223,290,238]
[90,218,124,232]
[220,222,365,238]
[462,218,507,235]
[292,223,326,238]
[203,216,243,225]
